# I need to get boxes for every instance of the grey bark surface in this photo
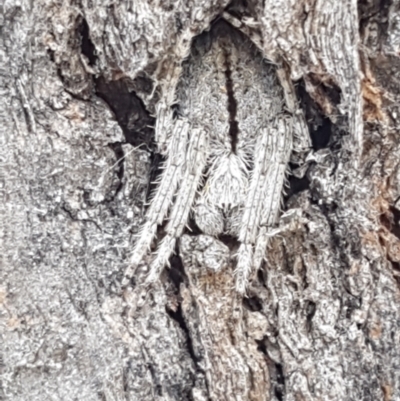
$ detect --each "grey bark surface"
[1,1,400,400]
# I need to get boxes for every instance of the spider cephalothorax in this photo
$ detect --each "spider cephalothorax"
[123,20,295,293]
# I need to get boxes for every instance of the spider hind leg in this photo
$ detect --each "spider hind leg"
[235,116,293,293]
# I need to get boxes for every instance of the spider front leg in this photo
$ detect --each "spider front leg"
[146,127,208,283]
[235,116,293,293]
[122,119,190,287]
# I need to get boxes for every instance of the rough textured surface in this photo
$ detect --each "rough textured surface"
[2,0,400,400]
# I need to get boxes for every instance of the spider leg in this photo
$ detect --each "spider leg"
[122,119,190,287]
[146,127,208,283]
[253,121,292,272]
[154,102,173,154]
[235,116,293,293]
[222,12,264,53]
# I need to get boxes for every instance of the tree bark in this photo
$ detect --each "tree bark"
[2,0,400,400]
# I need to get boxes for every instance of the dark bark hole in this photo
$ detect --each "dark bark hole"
[259,339,286,401]
[305,300,316,331]
[165,296,201,369]
[243,296,263,312]
[186,215,203,236]
[390,261,400,288]
[47,48,55,63]
[389,206,400,239]
[218,234,240,252]
[285,162,311,200]
[164,251,203,387]
[165,304,199,360]
[171,103,181,120]
[257,268,266,283]
[274,363,285,401]
[167,253,186,291]
[95,77,155,148]
[296,78,334,150]
[78,18,97,66]
[310,117,333,150]
[255,338,267,355]
[380,206,400,240]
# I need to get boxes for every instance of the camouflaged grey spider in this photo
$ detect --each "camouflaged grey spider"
[123,20,298,293]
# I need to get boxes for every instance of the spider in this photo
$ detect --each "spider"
[123,20,297,293]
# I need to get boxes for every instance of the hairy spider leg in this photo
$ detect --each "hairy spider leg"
[122,119,189,287]
[235,124,277,292]
[154,55,191,153]
[253,117,292,275]
[222,12,265,53]
[154,102,173,154]
[235,116,292,293]
[146,128,208,283]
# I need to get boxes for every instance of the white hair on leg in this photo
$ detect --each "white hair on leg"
[122,119,189,287]
[235,117,292,293]
[146,128,208,283]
